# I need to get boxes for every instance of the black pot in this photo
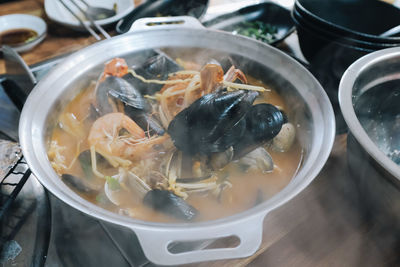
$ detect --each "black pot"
[292,8,372,63]
[295,0,400,44]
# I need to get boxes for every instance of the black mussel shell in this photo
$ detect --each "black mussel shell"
[246,104,284,142]
[78,150,112,179]
[109,89,150,112]
[61,174,101,195]
[123,53,182,96]
[234,104,284,155]
[96,78,114,116]
[125,111,165,136]
[143,189,198,221]
[139,53,181,79]
[168,90,258,155]
[96,76,150,116]
[108,76,150,110]
[88,104,100,121]
[97,76,165,135]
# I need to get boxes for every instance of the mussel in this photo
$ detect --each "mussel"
[143,189,198,221]
[233,103,285,157]
[61,174,101,195]
[96,75,149,115]
[78,150,112,179]
[168,90,258,155]
[95,75,165,135]
[123,52,181,95]
[168,90,286,157]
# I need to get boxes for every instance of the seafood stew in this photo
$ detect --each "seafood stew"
[47,50,304,222]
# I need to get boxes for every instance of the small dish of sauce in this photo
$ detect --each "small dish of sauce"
[0,28,38,46]
[0,14,47,52]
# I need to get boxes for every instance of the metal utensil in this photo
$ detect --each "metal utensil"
[69,0,111,39]
[58,0,101,40]
[1,45,37,141]
[78,0,116,21]
[2,45,37,96]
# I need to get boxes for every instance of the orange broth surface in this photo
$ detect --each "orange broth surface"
[48,72,303,223]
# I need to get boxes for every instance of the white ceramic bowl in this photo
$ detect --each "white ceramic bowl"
[0,14,47,52]
[44,0,135,30]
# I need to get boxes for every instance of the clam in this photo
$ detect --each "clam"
[238,147,274,173]
[271,122,296,152]
[209,146,234,170]
[104,169,151,206]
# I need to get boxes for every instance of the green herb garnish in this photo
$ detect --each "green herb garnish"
[233,21,278,44]
[96,192,109,205]
[78,150,93,180]
[106,176,120,191]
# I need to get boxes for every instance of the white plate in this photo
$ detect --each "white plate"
[0,14,47,53]
[44,0,135,29]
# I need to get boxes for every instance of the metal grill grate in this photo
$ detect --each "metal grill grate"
[0,156,32,255]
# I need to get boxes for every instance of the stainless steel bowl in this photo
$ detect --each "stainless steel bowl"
[19,17,335,265]
[339,47,400,234]
[339,47,400,184]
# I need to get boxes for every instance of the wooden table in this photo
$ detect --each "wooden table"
[0,0,236,74]
[0,0,144,74]
[1,1,399,266]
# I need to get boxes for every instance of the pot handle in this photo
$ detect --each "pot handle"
[128,16,205,33]
[132,212,267,265]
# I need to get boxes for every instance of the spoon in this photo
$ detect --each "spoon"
[78,0,116,21]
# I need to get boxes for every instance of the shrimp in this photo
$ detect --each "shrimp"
[200,64,224,94]
[159,72,195,93]
[224,65,248,84]
[104,58,129,78]
[158,64,224,127]
[97,58,130,85]
[88,113,172,163]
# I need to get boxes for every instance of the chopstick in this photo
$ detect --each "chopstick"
[57,0,110,41]
[69,0,111,39]
[58,0,101,40]
[76,0,91,8]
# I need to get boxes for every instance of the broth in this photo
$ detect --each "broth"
[48,56,303,222]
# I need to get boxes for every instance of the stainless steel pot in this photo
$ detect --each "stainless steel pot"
[339,47,400,232]
[19,16,335,265]
[339,47,400,184]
